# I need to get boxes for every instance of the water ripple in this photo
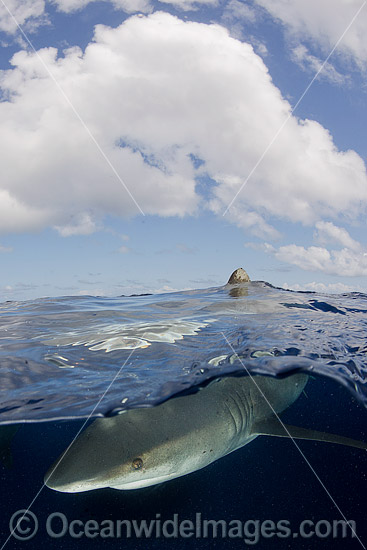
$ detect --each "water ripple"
[0,281,366,423]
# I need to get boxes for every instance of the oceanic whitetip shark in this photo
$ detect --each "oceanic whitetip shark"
[45,373,367,493]
[45,269,367,493]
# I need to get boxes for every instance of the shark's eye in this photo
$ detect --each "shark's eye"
[132,457,143,470]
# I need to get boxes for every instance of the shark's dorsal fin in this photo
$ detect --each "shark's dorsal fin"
[252,416,367,450]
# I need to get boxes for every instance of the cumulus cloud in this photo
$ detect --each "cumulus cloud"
[1,13,367,238]
[254,0,367,68]
[282,281,356,293]
[270,244,367,277]
[0,190,52,232]
[291,44,346,84]
[212,110,367,231]
[0,0,152,32]
[230,208,281,240]
[2,0,366,78]
[255,223,367,278]
[54,213,99,236]
[72,0,219,14]
[314,221,361,252]
[223,0,257,23]
[158,0,218,10]
[0,0,46,34]
[0,0,217,35]
[54,0,152,14]
[221,0,259,40]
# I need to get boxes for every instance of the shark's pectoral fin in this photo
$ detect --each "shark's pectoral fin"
[252,416,367,450]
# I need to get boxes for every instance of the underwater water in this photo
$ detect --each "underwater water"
[0,281,367,549]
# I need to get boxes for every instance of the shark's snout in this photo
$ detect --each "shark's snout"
[44,395,219,493]
[45,454,106,493]
[45,373,361,495]
[43,411,182,493]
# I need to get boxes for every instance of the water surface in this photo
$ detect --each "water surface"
[0,281,366,423]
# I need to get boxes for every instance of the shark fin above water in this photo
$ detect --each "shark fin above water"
[227,268,250,284]
[252,416,367,450]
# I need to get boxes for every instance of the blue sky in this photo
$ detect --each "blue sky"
[0,0,367,300]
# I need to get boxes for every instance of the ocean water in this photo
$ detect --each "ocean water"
[0,281,367,549]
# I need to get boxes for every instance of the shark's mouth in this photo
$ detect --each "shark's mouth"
[109,471,180,490]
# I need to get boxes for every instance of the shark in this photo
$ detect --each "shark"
[45,372,367,493]
[45,269,367,493]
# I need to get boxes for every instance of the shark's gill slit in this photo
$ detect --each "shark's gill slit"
[43,269,367,494]
[44,372,367,493]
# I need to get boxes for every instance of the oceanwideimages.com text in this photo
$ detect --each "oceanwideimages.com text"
[9,511,357,544]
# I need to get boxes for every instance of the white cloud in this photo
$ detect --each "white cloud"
[221,0,258,40]
[118,245,130,253]
[221,0,258,35]
[54,213,98,236]
[282,281,356,293]
[0,189,51,232]
[255,0,367,68]
[2,0,365,78]
[158,0,218,10]
[259,224,367,278]
[314,221,361,252]
[212,111,367,232]
[114,0,152,13]
[0,0,218,36]
[224,0,257,23]
[0,0,204,34]
[0,13,367,238]
[0,0,216,34]
[0,244,12,252]
[291,44,346,84]
[229,209,281,240]
[0,0,46,34]
[56,0,218,13]
[272,244,367,277]
[252,39,268,57]
[54,0,152,14]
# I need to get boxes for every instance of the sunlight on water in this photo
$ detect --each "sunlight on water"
[0,281,367,423]
[41,319,214,351]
